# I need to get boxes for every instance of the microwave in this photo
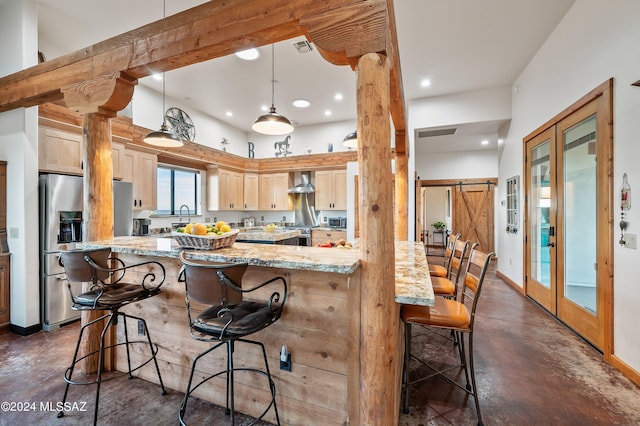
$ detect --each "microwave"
[328,217,346,228]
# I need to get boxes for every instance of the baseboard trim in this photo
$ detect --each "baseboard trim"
[610,354,640,388]
[496,270,524,294]
[9,323,41,336]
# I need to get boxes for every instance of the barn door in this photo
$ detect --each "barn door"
[452,182,495,253]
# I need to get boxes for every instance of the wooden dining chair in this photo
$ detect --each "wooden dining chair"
[428,232,459,278]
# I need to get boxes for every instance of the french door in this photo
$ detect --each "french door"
[524,81,613,352]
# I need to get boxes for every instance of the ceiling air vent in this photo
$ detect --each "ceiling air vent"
[417,127,458,138]
[292,40,313,54]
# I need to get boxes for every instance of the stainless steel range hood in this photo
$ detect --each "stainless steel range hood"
[288,171,315,193]
[289,172,317,226]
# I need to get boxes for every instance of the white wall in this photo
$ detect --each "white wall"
[408,87,509,240]
[0,0,40,330]
[248,119,356,159]
[499,0,640,374]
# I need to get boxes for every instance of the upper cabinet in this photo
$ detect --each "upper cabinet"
[315,169,347,210]
[207,166,244,211]
[243,173,259,210]
[259,173,292,210]
[38,127,83,175]
[120,148,157,211]
[111,142,126,181]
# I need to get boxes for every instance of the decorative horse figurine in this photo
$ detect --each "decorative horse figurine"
[274,135,292,157]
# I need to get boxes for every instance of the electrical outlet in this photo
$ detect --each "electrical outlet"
[137,320,146,336]
[280,345,291,372]
[624,233,637,249]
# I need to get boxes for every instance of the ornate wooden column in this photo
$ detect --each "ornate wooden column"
[356,52,399,426]
[61,72,136,373]
[394,130,408,240]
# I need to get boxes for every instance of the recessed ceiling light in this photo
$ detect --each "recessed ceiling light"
[334,93,343,101]
[152,73,163,81]
[261,105,269,112]
[324,110,332,116]
[421,79,431,87]
[481,139,489,145]
[292,99,311,108]
[225,111,233,117]
[235,48,260,60]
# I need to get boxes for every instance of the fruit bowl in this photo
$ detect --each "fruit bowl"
[172,229,239,250]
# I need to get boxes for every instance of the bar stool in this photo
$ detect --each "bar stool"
[429,232,459,278]
[178,251,287,425]
[431,239,474,297]
[402,246,494,426]
[57,247,167,425]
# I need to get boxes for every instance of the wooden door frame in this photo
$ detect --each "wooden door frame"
[416,177,497,249]
[522,79,613,358]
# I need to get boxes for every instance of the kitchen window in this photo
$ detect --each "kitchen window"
[156,165,201,215]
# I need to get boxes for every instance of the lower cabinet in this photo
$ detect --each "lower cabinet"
[0,254,10,333]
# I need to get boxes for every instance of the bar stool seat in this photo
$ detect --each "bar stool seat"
[430,276,456,296]
[57,247,167,425]
[178,251,287,425]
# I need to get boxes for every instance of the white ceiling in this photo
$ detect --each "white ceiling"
[33,0,575,153]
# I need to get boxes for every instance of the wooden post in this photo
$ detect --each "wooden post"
[356,52,399,426]
[394,130,408,240]
[80,112,115,373]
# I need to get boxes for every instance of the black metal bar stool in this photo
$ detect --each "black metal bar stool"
[178,251,287,425]
[57,247,167,425]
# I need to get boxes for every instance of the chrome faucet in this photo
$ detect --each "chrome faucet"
[179,204,191,223]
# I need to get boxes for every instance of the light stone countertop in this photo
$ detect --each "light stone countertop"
[235,228,301,242]
[79,237,434,306]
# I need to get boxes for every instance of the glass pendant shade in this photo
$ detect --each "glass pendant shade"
[144,123,183,147]
[253,44,293,136]
[252,106,294,135]
[342,130,358,148]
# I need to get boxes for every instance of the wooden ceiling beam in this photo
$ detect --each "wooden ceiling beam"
[0,0,406,136]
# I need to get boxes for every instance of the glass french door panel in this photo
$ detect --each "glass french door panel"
[563,115,597,313]
[530,141,551,288]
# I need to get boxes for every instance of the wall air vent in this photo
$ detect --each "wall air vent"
[417,127,458,138]
[292,40,313,54]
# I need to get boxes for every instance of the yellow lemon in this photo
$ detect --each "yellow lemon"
[215,221,227,230]
[185,223,194,234]
[192,223,207,235]
[220,224,231,233]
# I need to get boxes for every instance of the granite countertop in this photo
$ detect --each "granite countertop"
[79,237,434,306]
[235,228,301,242]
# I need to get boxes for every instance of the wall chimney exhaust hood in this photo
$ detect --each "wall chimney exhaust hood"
[288,171,315,193]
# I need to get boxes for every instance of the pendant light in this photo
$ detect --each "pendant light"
[144,0,183,147]
[342,130,358,148]
[252,44,294,136]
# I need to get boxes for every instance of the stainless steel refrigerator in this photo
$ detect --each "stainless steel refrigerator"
[39,174,133,331]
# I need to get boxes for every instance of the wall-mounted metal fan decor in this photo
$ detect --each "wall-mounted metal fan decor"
[164,107,196,142]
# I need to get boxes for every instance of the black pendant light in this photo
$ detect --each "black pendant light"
[252,44,294,136]
[342,130,358,148]
[144,0,183,148]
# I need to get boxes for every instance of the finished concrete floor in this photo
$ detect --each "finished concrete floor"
[1,259,639,425]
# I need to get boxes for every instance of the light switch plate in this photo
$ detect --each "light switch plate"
[624,233,637,249]
[9,227,18,238]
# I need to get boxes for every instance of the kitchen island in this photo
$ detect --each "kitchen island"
[79,237,433,425]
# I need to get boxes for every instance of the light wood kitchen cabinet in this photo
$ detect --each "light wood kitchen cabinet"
[311,229,347,247]
[243,173,259,210]
[207,167,244,211]
[259,173,292,210]
[121,148,157,211]
[111,142,125,180]
[315,169,347,210]
[38,127,83,175]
